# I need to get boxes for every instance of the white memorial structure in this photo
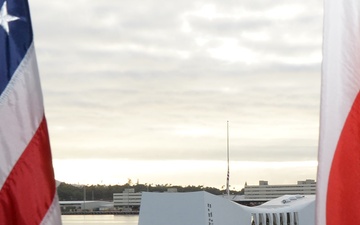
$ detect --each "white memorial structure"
[139,191,315,225]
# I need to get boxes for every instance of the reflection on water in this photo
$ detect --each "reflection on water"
[61,215,139,225]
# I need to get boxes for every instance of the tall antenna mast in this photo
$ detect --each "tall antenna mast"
[226,121,230,197]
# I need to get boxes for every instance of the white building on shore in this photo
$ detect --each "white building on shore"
[113,188,142,210]
[244,179,316,200]
[59,201,113,212]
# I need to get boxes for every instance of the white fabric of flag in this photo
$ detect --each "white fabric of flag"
[316,0,360,224]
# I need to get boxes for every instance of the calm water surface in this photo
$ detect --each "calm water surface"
[61,215,139,225]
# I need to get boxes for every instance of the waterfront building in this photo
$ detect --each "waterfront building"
[244,179,316,200]
[113,188,142,210]
[59,201,113,212]
[113,187,178,210]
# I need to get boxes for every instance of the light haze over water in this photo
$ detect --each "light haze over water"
[61,215,138,225]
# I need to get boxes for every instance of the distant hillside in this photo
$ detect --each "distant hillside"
[57,182,244,201]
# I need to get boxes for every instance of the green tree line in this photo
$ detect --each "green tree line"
[57,182,244,201]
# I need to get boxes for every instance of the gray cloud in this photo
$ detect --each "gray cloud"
[29,0,322,184]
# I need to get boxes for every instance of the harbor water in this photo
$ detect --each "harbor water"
[62,215,139,225]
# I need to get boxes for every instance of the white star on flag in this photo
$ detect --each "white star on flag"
[0,1,19,34]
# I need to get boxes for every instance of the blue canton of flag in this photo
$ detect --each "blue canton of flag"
[0,0,32,95]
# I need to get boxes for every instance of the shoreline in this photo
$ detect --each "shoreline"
[61,211,139,215]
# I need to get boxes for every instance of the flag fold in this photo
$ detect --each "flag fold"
[316,0,360,224]
[0,0,62,224]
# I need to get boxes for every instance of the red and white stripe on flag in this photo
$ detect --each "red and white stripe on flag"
[316,0,360,224]
[0,0,62,224]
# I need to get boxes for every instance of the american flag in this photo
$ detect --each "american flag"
[316,0,360,224]
[0,0,62,224]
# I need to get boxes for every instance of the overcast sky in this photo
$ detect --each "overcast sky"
[29,0,323,189]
